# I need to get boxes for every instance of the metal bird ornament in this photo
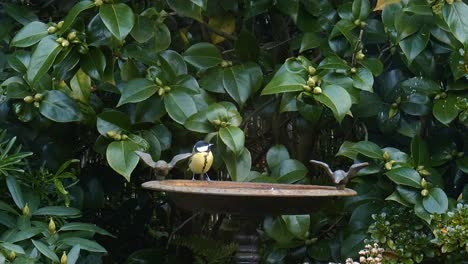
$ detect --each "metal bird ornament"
[309,160,369,190]
[188,141,214,181]
[135,151,192,177]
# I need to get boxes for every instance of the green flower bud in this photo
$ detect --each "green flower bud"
[421,189,429,197]
[48,218,56,234]
[434,94,441,100]
[67,31,77,41]
[350,67,357,74]
[34,93,43,102]
[307,76,316,87]
[22,203,30,216]
[356,50,365,60]
[354,19,361,26]
[391,102,398,108]
[106,130,117,138]
[308,66,316,75]
[303,85,312,92]
[419,169,431,176]
[440,92,447,99]
[78,44,89,54]
[61,252,68,264]
[383,151,390,161]
[155,77,163,86]
[313,86,322,94]
[114,134,122,141]
[56,21,64,29]
[360,21,367,28]
[8,251,16,261]
[164,86,171,92]
[33,101,40,108]
[158,88,165,96]
[48,26,57,34]
[220,121,227,127]
[213,119,222,126]
[95,0,103,6]
[23,96,34,103]
[420,178,428,188]
[121,134,128,140]
[61,39,70,47]
[220,60,230,68]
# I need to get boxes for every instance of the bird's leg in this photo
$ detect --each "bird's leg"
[191,173,195,180]
[204,173,211,181]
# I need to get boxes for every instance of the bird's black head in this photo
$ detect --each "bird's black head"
[193,141,213,152]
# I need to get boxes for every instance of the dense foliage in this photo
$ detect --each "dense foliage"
[0,0,467,263]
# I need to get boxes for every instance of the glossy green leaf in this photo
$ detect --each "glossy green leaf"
[39,90,81,122]
[0,242,25,254]
[11,21,48,47]
[358,58,383,76]
[353,141,384,159]
[266,145,290,169]
[442,2,468,46]
[60,237,107,253]
[118,78,158,106]
[99,3,135,41]
[223,147,251,182]
[57,1,95,34]
[396,185,419,205]
[33,206,80,216]
[263,217,295,245]
[318,56,351,71]
[8,227,44,243]
[399,30,429,64]
[400,77,441,96]
[67,245,81,264]
[106,140,141,181]
[433,95,459,125]
[422,187,448,214]
[6,82,29,99]
[31,240,59,263]
[411,135,429,167]
[167,0,203,22]
[80,47,106,80]
[276,159,308,183]
[3,3,38,25]
[352,67,374,91]
[300,32,321,53]
[97,110,131,136]
[386,167,422,188]
[26,36,62,84]
[414,200,431,224]
[386,190,412,207]
[262,71,305,95]
[222,63,262,107]
[6,176,24,209]
[185,111,213,133]
[59,222,113,237]
[235,30,259,61]
[281,215,310,239]
[164,90,198,124]
[130,15,154,43]
[219,126,245,155]
[313,85,352,123]
[352,0,371,20]
[69,69,91,103]
[183,43,222,70]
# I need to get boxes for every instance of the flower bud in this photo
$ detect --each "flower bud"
[56,21,64,29]
[308,66,316,75]
[164,86,171,92]
[360,256,366,263]
[384,160,395,170]
[121,134,128,140]
[95,0,103,6]
[303,85,312,92]
[391,102,398,108]
[22,203,30,216]
[48,218,56,234]
[356,50,365,60]
[350,67,357,74]
[213,119,222,126]
[67,31,77,41]
[360,21,367,28]
[383,151,390,161]
[61,40,70,47]
[56,37,65,43]
[61,252,68,264]
[417,165,425,171]
[114,134,122,141]
[158,88,165,96]
[421,189,429,197]
[34,93,43,102]
[106,130,117,138]
[420,178,428,188]
[220,121,227,127]
[354,19,361,26]
[313,86,322,94]
[434,94,441,100]
[440,92,447,99]
[33,102,40,108]
[220,60,231,68]
[8,251,16,261]
[155,77,163,86]
[307,76,316,87]
[419,169,430,176]
[23,96,34,103]
[48,26,57,34]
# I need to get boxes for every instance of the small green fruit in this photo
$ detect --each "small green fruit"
[56,37,65,43]
[306,77,316,87]
[33,102,40,108]
[8,251,16,261]
[213,119,222,126]
[303,85,312,92]
[356,51,365,61]
[114,134,122,141]
[155,77,163,86]
[360,21,367,28]
[106,131,117,138]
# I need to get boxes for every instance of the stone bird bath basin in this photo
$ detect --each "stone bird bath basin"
[142,180,356,263]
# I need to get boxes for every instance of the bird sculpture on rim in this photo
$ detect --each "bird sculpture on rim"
[310,160,369,190]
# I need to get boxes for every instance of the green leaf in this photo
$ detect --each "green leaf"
[456,157,468,174]
[33,206,80,216]
[39,90,81,122]
[31,240,59,263]
[261,71,305,95]
[164,90,198,124]
[69,69,91,103]
[57,1,95,35]
[399,30,429,65]
[386,167,422,188]
[118,78,158,106]
[8,228,44,243]
[400,77,441,96]
[0,242,25,254]
[0,201,19,215]
[313,84,352,123]
[80,47,106,80]
[185,111,214,133]
[396,185,419,205]
[318,56,350,71]
[353,141,384,159]
[3,3,38,25]
[99,3,135,41]
[6,82,29,99]
[266,145,290,169]
[219,126,245,155]
[386,190,412,207]
[222,64,262,107]
[26,36,62,84]
[96,110,131,135]
[358,58,383,76]
[106,140,141,181]
[167,0,203,22]
[263,217,295,245]
[300,32,321,53]
[352,0,371,20]
[411,135,429,166]
[281,215,310,239]
[414,199,431,224]
[433,95,459,125]
[276,159,308,183]
[6,176,24,209]
[11,21,48,47]
[222,147,251,182]
[352,67,374,91]
[130,15,155,43]
[60,237,107,253]
[422,187,448,214]
[336,141,358,159]
[442,2,468,46]
[183,43,222,70]
[59,222,113,237]
[67,245,81,264]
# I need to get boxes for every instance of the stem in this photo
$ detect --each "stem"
[240,97,276,128]
[351,29,364,66]
[167,212,202,249]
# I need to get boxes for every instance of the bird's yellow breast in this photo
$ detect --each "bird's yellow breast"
[189,151,213,174]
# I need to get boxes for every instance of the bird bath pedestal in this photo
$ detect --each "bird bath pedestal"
[142,180,356,263]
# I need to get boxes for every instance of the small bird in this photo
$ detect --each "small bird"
[189,141,214,181]
[310,160,369,189]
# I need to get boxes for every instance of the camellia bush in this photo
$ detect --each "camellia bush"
[0,0,467,263]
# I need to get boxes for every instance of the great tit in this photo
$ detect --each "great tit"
[189,141,214,181]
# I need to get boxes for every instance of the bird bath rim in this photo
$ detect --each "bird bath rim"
[142,180,357,197]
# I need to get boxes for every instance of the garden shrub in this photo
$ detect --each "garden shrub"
[0,0,467,263]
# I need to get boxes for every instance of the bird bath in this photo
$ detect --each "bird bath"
[142,180,356,263]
